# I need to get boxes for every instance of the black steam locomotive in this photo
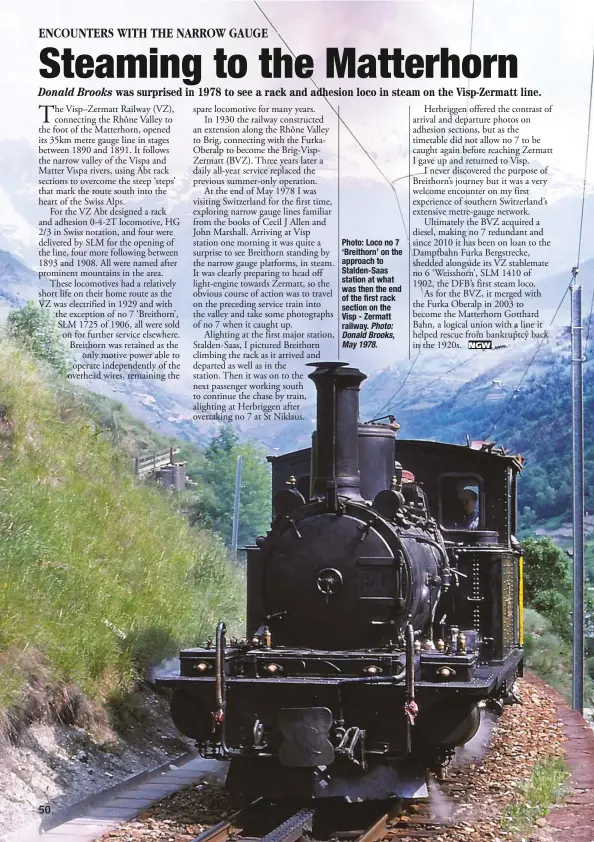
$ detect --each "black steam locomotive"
[158,362,524,800]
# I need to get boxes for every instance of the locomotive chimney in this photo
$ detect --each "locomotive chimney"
[308,361,367,500]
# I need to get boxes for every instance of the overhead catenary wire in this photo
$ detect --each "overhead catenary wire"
[484,270,579,439]
[254,3,593,430]
[399,349,488,408]
[577,45,594,273]
[253,1,479,371]
[253,1,409,243]
[486,43,594,438]
[369,348,490,423]
[374,349,421,417]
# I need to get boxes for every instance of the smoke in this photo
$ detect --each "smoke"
[427,709,497,822]
[455,708,497,766]
[428,776,454,820]
[149,656,179,682]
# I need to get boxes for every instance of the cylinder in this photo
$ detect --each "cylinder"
[308,362,366,499]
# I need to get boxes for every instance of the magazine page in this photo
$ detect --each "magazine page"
[0,1,592,839]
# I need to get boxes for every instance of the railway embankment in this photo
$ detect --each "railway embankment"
[521,673,594,842]
[0,339,242,838]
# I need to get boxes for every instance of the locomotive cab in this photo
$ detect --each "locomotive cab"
[394,439,524,664]
[157,363,523,802]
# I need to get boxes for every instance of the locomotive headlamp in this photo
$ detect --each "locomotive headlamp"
[437,667,456,679]
[265,663,283,674]
[195,662,209,673]
[362,665,382,675]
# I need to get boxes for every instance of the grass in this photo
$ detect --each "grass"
[522,608,573,700]
[523,607,594,706]
[501,756,570,834]
[0,340,244,726]
[80,388,208,468]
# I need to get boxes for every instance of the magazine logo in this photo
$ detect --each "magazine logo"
[467,340,492,350]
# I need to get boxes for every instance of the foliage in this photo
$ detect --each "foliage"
[586,635,594,684]
[523,608,573,698]
[396,345,594,527]
[522,537,572,641]
[501,756,569,834]
[189,426,271,547]
[6,301,69,375]
[0,340,243,717]
[523,607,594,703]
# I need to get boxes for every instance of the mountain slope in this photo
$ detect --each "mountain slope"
[0,249,37,313]
[0,339,242,720]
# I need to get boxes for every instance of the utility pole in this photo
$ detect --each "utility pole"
[231,455,243,561]
[571,270,585,714]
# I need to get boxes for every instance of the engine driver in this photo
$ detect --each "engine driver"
[456,487,479,530]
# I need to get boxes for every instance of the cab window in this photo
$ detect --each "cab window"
[440,475,482,530]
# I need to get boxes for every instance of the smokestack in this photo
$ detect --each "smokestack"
[308,361,367,500]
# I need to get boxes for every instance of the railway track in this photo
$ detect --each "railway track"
[0,677,573,842]
[2,753,224,842]
[0,754,456,842]
[189,793,458,842]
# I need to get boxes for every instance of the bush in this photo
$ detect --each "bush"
[522,537,572,641]
[523,608,572,699]
[6,301,69,375]
[501,756,569,834]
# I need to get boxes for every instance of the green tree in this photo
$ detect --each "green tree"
[191,426,271,548]
[522,536,572,641]
[520,506,537,530]
[6,301,69,375]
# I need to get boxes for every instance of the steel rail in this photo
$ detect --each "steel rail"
[188,797,455,842]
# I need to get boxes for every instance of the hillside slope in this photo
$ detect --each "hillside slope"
[0,339,243,729]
